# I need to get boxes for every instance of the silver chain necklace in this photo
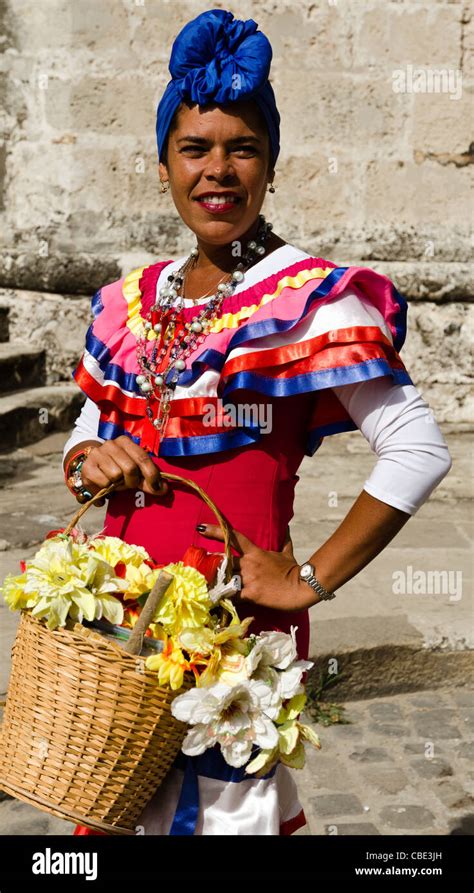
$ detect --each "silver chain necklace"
[136,214,273,441]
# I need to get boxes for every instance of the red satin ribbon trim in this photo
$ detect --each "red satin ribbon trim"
[73,361,145,414]
[221,326,402,379]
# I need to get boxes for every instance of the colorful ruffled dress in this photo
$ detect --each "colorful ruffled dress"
[70,243,413,835]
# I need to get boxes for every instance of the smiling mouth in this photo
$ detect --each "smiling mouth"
[194,194,242,206]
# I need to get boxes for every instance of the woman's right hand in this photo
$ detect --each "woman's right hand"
[79,436,169,506]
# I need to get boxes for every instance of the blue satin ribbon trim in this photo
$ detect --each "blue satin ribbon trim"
[96,363,414,459]
[91,289,103,319]
[96,417,263,457]
[169,757,199,836]
[219,359,414,400]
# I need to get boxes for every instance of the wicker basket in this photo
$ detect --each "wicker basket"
[0,472,234,835]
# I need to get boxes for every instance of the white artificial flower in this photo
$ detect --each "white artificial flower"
[217,706,279,768]
[278,659,314,700]
[173,679,280,768]
[171,683,230,726]
[245,626,299,674]
[250,712,280,749]
[207,555,242,604]
[244,639,267,676]
[247,674,282,721]
[181,724,218,756]
[219,738,253,768]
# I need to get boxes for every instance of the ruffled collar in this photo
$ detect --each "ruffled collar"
[136,245,333,325]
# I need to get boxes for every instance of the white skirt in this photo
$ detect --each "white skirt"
[135,748,306,836]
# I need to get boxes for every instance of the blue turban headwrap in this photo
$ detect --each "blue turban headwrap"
[156,8,280,168]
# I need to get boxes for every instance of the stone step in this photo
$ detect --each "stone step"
[0,384,84,451]
[0,305,9,342]
[308,615,473,701]
[0,343,46,393]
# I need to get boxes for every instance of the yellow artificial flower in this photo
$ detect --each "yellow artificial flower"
[121,563,161,600]
[152,562,212,636]
[88,536,162,601]
[145,630,190,691]
[148,622,168,641]
[35,536,91,565]
[0,538,126,630]
[88,536,150,568]
[1,572,38,611]
[177,599,254,687]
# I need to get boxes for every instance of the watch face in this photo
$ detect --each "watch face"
[300,564,313,579]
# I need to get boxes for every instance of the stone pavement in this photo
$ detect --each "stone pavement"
[296,686,474,836]
[0,427,472,835]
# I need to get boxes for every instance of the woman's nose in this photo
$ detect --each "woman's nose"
[204,153,236,181]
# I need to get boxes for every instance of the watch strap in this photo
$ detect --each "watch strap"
[299,564,336,601]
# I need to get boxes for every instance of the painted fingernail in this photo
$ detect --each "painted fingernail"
[196,524,206,533]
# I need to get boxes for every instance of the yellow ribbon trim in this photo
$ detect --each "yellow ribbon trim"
[123,266,148,338]
[208,266,333,334]
[122,264,334,341]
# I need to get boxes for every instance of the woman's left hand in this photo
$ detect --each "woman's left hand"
[197,523,322,612]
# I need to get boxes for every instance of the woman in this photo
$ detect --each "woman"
[63,9,452,836]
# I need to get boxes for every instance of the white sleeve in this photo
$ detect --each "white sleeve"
[62,398,104,464]
[330,376,453,515]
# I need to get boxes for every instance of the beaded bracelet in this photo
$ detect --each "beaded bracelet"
[64,446,95,500]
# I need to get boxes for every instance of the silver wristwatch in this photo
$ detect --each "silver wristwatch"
[299,562,336,601]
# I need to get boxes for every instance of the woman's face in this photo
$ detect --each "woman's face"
[159,99,274,247]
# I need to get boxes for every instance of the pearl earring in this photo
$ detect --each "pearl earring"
[268,182,276,193]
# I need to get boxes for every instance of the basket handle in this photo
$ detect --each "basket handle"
[62,472,235,582]
[123,569,174,655]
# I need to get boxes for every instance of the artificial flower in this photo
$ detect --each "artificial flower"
[88,536,150,569]
[86,536,159,601]
[45,526,88,544]
[145,630,190,690]
[1,572,39,612]
[178,600,254,687]
[244,665,283,720]
[3,539,126,630]
[45,528,66,540]
[171,680,280,767]
[1,526,322,777]
[31,535,90,564]
[277,659,314,700]
[151,562,212,636]
[120,562,161,600]
[214,644,249,686]
[181,545,224,586]
[245,626,299,675]
[245,693,321,776]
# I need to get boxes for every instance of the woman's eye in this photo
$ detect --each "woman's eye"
[180,145,257,156]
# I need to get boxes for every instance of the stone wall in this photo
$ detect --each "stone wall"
[0,0,472,422]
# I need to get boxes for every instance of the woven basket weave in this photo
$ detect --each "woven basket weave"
[0,472,234,835]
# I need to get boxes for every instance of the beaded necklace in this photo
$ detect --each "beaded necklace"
[136,214,273,444]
